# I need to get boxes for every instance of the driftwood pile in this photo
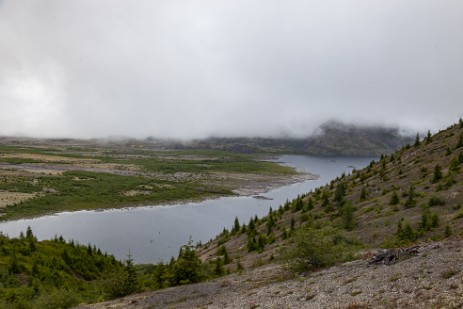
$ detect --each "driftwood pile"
[368,246,420,265]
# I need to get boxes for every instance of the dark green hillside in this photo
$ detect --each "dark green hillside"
[0,229,132,308]
[197,119,463,271]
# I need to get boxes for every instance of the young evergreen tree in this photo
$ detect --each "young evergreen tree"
[214,257,224,276]
[446,147,452,156]
[282,226,288,240]
[153,261,166,289]
[445,224,453,238]
[267,214,275,235]
[432,164,443,183]
[124,253,139,295]
[360,187,368,201]
[232,217,240,234]
[396,218,416,243]
[26,226,34,239]
[257,233,266,253]
[171,238,202,285]
[450,156,460,172]
[404,186,416,208]
[334,182,347,206]
[236,259,244,273]
[290,217,295,232]
[223,247,232,264]
[247,217,255,235]
[457,133,463,149]
[341,202,355,231]
[247,235,257,252]
[414,133,421,147]
[426,130,432,144]
[306,197,314,211]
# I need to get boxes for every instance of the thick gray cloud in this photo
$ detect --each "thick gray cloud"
[0,0,462,139]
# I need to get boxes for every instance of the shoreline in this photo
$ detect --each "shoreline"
[0,159,319,221]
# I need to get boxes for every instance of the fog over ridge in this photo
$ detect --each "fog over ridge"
[0,0,462,139]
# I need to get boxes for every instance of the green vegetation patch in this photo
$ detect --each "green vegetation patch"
[0,170,232,220]
[0,229,128,308]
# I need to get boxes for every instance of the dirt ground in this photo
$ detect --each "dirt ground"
[75,239,463,309]
[0,191,38,208]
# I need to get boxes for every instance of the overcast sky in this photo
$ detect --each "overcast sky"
[0,1,462,139]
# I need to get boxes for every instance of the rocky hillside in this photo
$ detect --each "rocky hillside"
[76,239,463,309]
[195,120,463,271]
[75,119,463,308]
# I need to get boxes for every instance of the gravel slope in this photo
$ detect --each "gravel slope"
[76,239,463,309]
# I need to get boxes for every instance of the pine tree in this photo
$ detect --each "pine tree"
[247,235,257,252]
[267,214,275,235]
[404,185,416,208]
[334,182,347,206]
[396,218,416,242]
[450,156,460,172]
[360,187,368,201]
[236,259,244,273]
[223,247,231,264]
[257,233,266,253]
[414,133,420,147]
[282,226,288,240]
[26,226,34,239]
[457,133,463,149]
[124,253,139,295]
[306,197,314,210]
[341,202,355,230]
[232,217,240,234]
[432,164,442,183]
[153,261,166,289]
[445,224,453,238]
[247,217,255,235]
[426,130,432,144]
[171,238,201,285]
[214,257,224,276]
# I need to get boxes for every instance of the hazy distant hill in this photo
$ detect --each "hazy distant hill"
[187,121,414,156]
[303,121,414,156]
[0,121,413,157]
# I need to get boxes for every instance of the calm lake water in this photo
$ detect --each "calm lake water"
[0,155,373,264]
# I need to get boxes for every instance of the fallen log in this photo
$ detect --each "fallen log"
[368,246,420,265]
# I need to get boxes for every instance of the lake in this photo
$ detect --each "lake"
[0,155,373,263]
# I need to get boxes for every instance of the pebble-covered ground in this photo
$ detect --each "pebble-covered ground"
[76,239,463,309]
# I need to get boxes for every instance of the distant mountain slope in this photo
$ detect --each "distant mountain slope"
[187,121,414,156]
[303,121,414,156]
